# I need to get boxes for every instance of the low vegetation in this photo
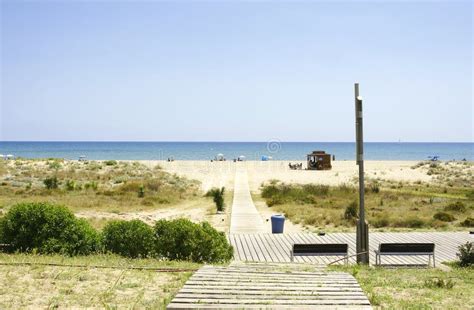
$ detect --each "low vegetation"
[205,187,226,212]
[260,179,474,231]
[0,202,234,264]
[330,263,474,309]
[0,159,200,214]
[0,253,198,309]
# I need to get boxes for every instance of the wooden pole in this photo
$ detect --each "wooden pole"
[355,83,369,264]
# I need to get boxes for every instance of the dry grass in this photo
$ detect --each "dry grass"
[330,264,474,309]
[259,178,474,232]
[0,253,200,309]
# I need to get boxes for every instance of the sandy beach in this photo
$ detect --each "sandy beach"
[152,160,433,192]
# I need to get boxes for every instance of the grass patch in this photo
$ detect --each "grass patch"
[0,253,199,309]
[329,264,474,308]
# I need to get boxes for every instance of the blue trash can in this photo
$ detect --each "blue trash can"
[271,214,285,234]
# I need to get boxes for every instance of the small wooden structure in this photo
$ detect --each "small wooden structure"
[307,150,332,170]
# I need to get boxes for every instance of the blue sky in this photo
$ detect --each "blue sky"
[1,1,472,142]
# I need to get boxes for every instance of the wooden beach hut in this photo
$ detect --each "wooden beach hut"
[307,150,332,170]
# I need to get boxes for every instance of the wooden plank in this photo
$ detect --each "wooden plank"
[170,298,370,305]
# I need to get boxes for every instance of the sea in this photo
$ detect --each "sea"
[0,142,472,161]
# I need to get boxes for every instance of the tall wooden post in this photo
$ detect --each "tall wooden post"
[355,83,369,264]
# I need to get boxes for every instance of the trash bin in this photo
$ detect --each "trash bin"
[271,214,285,234]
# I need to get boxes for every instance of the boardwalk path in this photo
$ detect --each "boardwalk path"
[229,166,266,234]
[167,263,371,309]
[230,232,473,265]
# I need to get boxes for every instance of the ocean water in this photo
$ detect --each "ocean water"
[0,142,472,161]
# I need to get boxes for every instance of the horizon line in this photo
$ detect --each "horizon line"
[1,140,473,144]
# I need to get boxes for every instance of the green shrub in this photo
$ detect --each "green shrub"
[154,218,233,263]
[65,180,76,191]
[433,212,456,222]
[102,220,154,258]
[0,202,100,255]
[460,217,474,227]
[48,160,62,170]
[84,181,98,190]
[456,242,473,267]
[444,201,466,213]
[104,160,118,166]
[43,176,59,189]
[206,187,225,212]
[344,201,358,220]
[138,185,145,198]
[266,197,283,207]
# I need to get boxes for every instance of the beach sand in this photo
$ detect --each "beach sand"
[152,160,432,192]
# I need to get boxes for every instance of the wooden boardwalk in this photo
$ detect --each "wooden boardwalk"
[230,167,266,234]
[229,232,473,265]
[167,263,371,309]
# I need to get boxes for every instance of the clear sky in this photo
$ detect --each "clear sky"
[1,1,472,142]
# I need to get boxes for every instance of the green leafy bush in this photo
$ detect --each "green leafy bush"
[456,242,473,267]
[344,201,358,220]
[433,212,456,222]
[102,220,154,258]
[206,187,225,212]
[104,160,118,166]
[154,218,233,263]
[43,176,59,189]
[0,202,100,255]
[444,201,466,213]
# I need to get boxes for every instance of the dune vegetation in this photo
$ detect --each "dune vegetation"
[0,159,200,212]
[259,161,474,231]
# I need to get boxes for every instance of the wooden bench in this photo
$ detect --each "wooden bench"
[291,243,348,263]
[375,243,435,267]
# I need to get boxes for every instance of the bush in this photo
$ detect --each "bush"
[43,176,59,189]
[460,217,474,227]
[456,242,474,267]
[344,201,358,220]
[368,183,380,194]
[138,185,145,198]
[104,160,118,166]
[266,197,283,207]
[65,180,76,191]
[154,218,233,263]
[84,181,98,190]
[102,220,154,258]
[444,201,466,213]
[433,212,456,222]
[0,202,100,255]
[206,187,225,212]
